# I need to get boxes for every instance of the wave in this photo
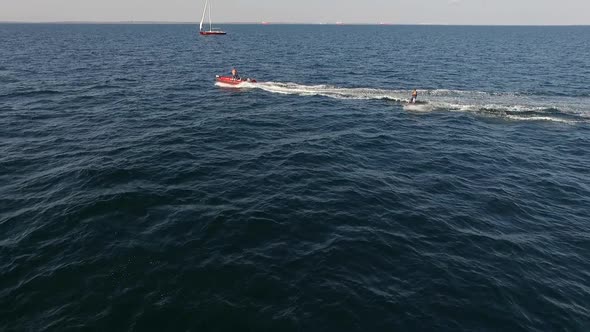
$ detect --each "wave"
[0,69,18,84]
[518,90,590,98]
[0,77,18,84]
[225,81,590,124]
[0,89,63,99]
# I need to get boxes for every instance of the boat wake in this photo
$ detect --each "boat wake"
[255,82,406,101]
[246,81,590,124]
[215,81,258,89]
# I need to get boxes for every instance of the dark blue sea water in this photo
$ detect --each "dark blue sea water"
[1,24,590,331]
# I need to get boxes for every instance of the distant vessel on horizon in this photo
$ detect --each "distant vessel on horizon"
[199,0,226,36]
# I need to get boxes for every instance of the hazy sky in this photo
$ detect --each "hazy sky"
[1,0,589,25]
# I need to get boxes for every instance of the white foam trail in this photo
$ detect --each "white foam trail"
[214,81,258,89]
[254,82,408,102]
[403,104,435,112]
[505,115,578,124]
[215,80,590,123]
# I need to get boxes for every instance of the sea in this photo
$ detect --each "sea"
[1,24,589,331]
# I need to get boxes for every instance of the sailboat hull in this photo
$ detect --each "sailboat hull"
[200,31,226,36]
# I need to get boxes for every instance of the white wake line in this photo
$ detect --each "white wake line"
[215,81,590,123]
[216,81,409,101]
[504,115,579,124]
[254,81,409,101]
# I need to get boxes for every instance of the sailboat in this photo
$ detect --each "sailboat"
[199,0,226,35]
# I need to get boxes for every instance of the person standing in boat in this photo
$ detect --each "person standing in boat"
[410,89,418,104]
[231,68,239,80]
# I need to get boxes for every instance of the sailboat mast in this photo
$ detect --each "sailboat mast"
[199,0,208,31]
[208,0,212,32]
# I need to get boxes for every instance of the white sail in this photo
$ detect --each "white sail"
[199,0,208,31]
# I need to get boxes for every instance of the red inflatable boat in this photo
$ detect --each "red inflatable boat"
[215,75,257,85]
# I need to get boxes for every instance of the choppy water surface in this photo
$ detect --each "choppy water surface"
[1,24,590,331]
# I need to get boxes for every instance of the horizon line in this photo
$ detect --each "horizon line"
[0,21,589,27]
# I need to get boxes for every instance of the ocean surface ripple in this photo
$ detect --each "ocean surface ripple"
[1,24,590,331]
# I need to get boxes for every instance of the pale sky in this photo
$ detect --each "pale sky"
[0,0,588,25]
